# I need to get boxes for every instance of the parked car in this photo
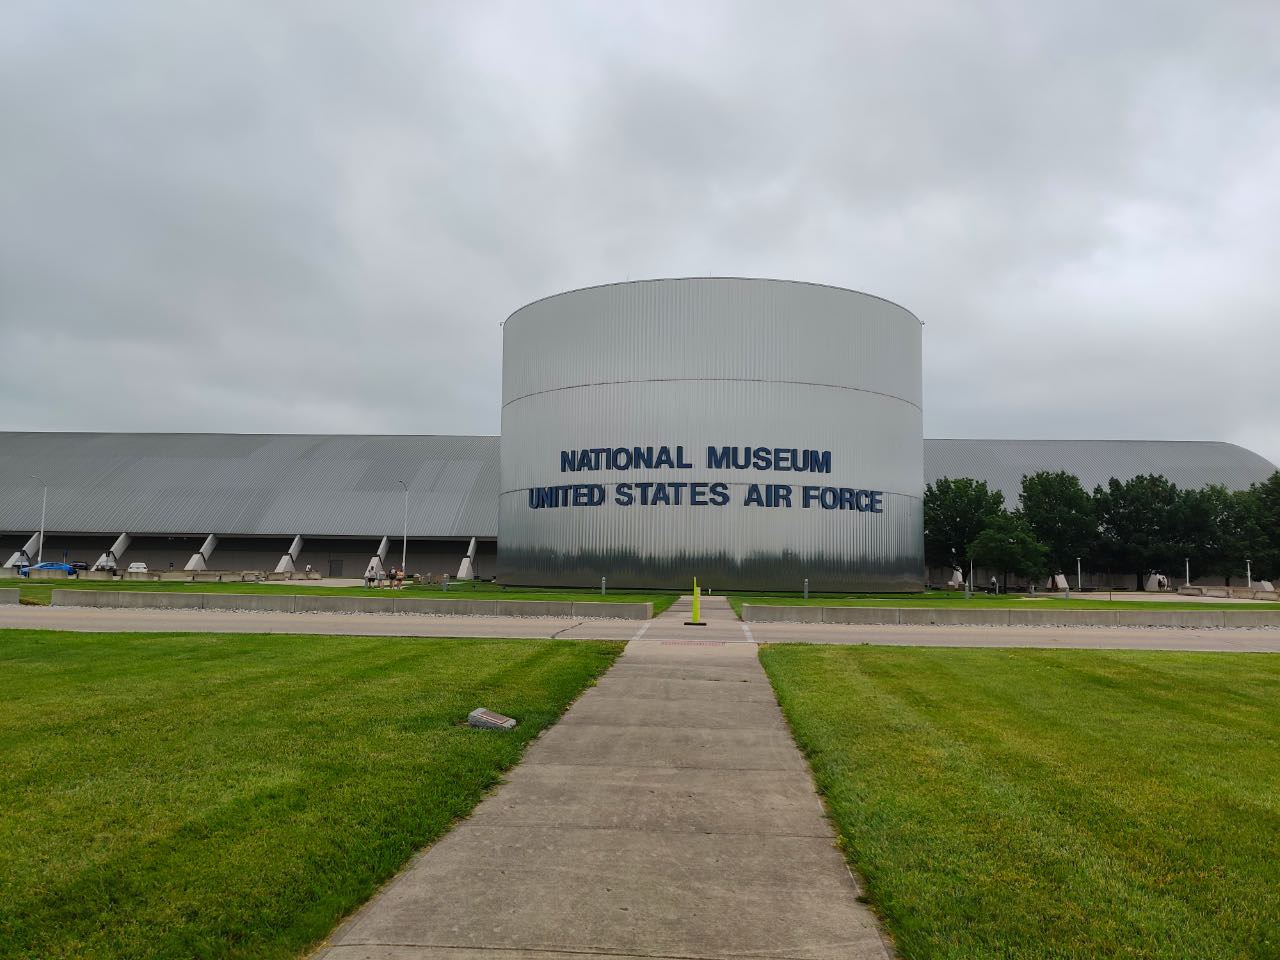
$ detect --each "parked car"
[126,562,149,573]
[19,561,78,577]
[70,561,89,571]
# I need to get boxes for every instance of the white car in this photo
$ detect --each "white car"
[126,562,149,573]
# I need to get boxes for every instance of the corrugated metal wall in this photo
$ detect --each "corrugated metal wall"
[498,278,926,590]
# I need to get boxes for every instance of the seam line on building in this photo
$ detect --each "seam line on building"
[502,378,922,411]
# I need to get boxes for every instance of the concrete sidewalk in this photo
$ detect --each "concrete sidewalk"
[314,631,891,960]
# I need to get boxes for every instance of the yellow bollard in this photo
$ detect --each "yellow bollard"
[685,576,704,626]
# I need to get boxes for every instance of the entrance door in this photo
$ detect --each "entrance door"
[328,558,343,578]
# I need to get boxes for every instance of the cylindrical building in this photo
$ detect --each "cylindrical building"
[498,278,923,591]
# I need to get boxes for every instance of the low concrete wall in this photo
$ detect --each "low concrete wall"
[27,570,70,580]
[53,590,121,606]
[0,567,19,579]
[1180,585,1277,601]
[47,590,654,620]
[0,587,18,604]
[740,604,1280,629]
[78,570,116,581]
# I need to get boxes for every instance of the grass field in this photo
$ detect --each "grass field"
[0,630,622,960]
[727,591,1275,616]
[760,645,1280,960]
[9,577,678,613]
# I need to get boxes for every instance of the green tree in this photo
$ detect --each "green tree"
[969,511,1049,590]
[1018,471,1096,575]
[1093,475,1183,589]
[1178,485,1256,585]
[923,477,1005,573]
[1250,472,1280,582]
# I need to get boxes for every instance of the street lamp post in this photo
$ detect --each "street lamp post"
[398,480,408,574]
[31,475,47,564]
[1076,557,1082,593]
[1246,559,1252,590]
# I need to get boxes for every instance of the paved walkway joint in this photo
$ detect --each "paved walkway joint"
[315,596,892,960]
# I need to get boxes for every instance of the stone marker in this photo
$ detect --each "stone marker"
[468,707,517,731]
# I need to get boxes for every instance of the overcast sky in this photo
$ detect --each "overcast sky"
[3,1,1278,465]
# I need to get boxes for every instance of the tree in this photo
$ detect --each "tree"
[1250,472,1280,582]
[1093,475,1183,589]
[1018,471,1096,575]
[1178,484,1256,585]
[969,511,1049,590]
[923,477,1005,574]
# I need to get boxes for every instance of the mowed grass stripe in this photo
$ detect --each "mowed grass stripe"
[0,630,622,960]
[759,646,1280,960]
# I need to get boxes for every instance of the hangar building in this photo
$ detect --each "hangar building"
[1,279,1276,588]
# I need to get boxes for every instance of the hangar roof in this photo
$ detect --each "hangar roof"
[924,438,1277,506]
[0,432,501,539]
[0,432,1274,537]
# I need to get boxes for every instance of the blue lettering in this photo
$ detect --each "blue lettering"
[709,482,730,506]
[707,446,731,469]
[615,483,634,506]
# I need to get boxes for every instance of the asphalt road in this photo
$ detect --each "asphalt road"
[5,600,1280,652]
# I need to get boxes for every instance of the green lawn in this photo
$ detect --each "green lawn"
[728,591,1275,616]
[9,577,677,613]
[0,630,622,960]
[760,645,1280,960]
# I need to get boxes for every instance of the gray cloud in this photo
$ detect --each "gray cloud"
[2,0,1278,466]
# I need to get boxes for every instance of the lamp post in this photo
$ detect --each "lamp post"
[1076,557,1082,593]
[30,475,46,564]
[1246,559,1252,590]
[398,480,408,574]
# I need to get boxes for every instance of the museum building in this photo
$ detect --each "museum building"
[1,279,1275,589]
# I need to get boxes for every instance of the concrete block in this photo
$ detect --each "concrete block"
[0,587,18,604]
[0,567,18,579]
[1115,609,1226,629]
[122,572,158,581]
[1223,610,1280,628]
[354,596,394,614]
[78,570,115,581]
[468,765,826,836]
[51,589,120,607]
[570,601,651,620]
[1008,608,1119,627]
[898,607,1008,626]
[116,591,205,609]
[467,707,517,730]
[202,593,296,613]
[27,569,69,580]
[389,597,450,616]
[562,690,785,730]
[740,604,823,623]
[821,606,898,625]
[295,594,361,614]
[525,723,809,771]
